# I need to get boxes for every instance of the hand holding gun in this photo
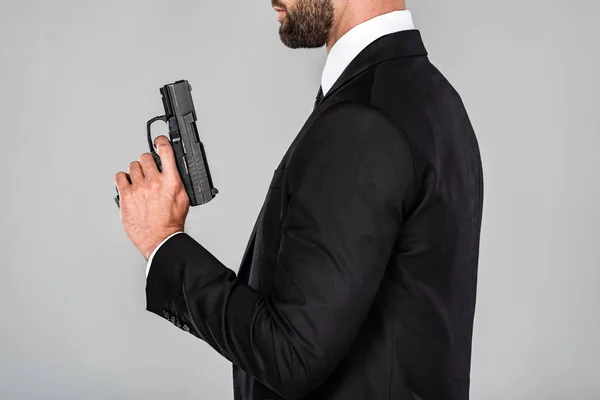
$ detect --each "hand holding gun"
[114,80,218,208]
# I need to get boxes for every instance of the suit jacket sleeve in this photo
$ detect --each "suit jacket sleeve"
[145,101,415,399]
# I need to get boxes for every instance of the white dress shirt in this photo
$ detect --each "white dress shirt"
[145,9,416,278]
[321,9,415,95]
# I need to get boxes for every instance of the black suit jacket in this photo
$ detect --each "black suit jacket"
[146,29,484,400]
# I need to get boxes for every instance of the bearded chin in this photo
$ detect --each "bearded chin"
[277,0,333,49]
[279,23,311,48]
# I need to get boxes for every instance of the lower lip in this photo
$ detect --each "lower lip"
[276,10,286,17]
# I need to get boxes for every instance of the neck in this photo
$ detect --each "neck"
[326,1,407,53]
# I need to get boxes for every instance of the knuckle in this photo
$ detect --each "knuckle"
[148,179,161,191]
[140,152,154,163]
[158,144,172,154]
[115,172,127,184]
[167,175,182,188]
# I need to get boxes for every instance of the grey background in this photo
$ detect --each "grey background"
[1,0,598,398]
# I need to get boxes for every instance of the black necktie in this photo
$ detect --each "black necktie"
[313,86,324,110]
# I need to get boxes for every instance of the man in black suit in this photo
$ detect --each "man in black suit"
[115,0,484,398]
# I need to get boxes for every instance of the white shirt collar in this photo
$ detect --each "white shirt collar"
[321,9,415,95]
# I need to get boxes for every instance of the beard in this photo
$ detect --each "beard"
[275,0,334,48]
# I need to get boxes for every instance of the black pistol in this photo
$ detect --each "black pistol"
[114,80,218,208]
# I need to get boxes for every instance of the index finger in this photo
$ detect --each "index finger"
[154,135,178,176]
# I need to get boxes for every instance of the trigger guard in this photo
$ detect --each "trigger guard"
[146,115,167,154]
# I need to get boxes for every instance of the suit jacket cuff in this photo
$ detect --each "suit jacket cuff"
[144,232,238,354]
[145,231,184,278]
